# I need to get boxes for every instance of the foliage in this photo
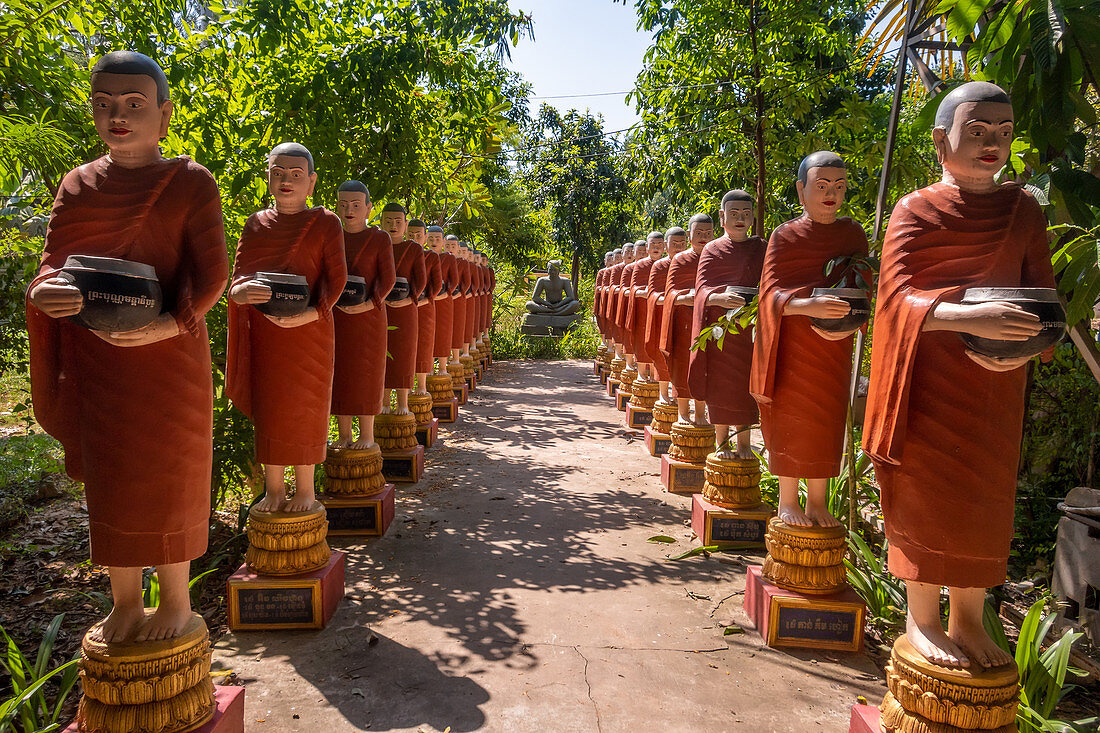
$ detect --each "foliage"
[516,106,633,283]
[845,531,907,632]
[619,0,935,233]
[1014,344,1100,575]
[0,615,79,733]
[491,274,599,360]
[0,229,41,376]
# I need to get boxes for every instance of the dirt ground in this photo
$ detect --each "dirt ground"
[212,359,886,732]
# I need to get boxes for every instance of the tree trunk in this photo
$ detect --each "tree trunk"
[571,247,581,298]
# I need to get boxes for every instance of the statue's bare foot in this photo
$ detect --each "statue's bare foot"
[331,437,350,450]
[255,492,286,513]
[413,389,429,396]
[675,417,692,426]
[350,438,377,451]
[393,407,411,416]
[713,448,735,461]
[805,504,841,527]
[284,491,315,513]
[136,603,191,642]
[92,604,146,643]
[736,444,755,460]
[908,617,969,668]
[949,622,1013,669]
[778,503,813,527]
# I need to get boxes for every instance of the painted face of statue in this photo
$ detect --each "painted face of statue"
[936,101,1014,187]
[427,231,445,253]
[799,166,847,224]
[267,154,316,212]
[91,72,172,159]
[666,234,687,256]
[689,220,714,247]
[337,191,370,233]
[407,225,426,246]
[721,200,754,241]
[381,210,408,243]
[646,236,665,260]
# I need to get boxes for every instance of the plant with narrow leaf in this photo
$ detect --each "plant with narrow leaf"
[844,532,907,630]
[0,614,80,733]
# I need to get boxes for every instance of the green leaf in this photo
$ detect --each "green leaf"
[647,535,677,543]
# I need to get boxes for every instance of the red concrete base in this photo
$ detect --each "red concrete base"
[643,425,671,456]
[321,484,395,537]
[415,418,439,448]
[381,444,425,483]
[592,361,601,376]
[227,551,345,631]
[615,389,630,411]
[606,378,620,398]
[744,565,865,653]
[65,685,245,733]
[432,397,458,423]
[599,370,609,386]
[660,454,705,494]
[690,494,772,548]
[848,703,881,733]
[625,404,652,429]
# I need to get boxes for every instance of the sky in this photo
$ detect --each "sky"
[505,0,652,134]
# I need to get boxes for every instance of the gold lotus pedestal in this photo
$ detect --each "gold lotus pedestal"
[598,349,613,385]
[375,412,425,483]
[595,344,608,378]
[460,354,477,391]
[607,355,626,398]
[245,502,331,577]
[408,391,439,448]
[660,423,715,494]
[691,455,773,548]
[447,362,468,405]
[616,365,637,411]
[880,636,1019,733]
[75,613,217,733]
[626,379,658,429]
[321,445,395,537]
[644,400,678,456]
[743,517,865,654]
[427,373,458,423]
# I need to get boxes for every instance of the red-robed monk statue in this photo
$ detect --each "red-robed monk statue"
[409,218,441,397]
[331,180,396,450]
[27,51,229,642]
[227,142,346,514]
[749,152,868,528]
[864,82,1053,670]
[645,229,687,405]
[380,203,427,414]
[689,190,766,459]
[428,226,457,375]
[625,232,666,383]
[660,214,715,425]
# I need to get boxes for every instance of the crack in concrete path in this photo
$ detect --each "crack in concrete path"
[519,640,730,654]
[572,645,602,733]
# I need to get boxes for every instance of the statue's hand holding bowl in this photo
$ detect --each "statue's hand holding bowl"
[267,306,319,328]
[675,290,695,306]
[230,279,273,305]
[956,301,1042,341]
[339,301,373,315]
[965,349,1033,372]
[798,294,851,319]
[811,324,859,341]
[635,287,649,297]
[93,312,180,347]
[708,291,745,309]
[30,277,84,318]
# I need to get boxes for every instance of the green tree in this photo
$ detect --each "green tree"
[518,106,632,291]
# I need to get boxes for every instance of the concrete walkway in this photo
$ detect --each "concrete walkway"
[213,359,885,732]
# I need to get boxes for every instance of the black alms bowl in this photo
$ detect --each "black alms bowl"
[253,272,310,317]
[810,287,871,333]
[724,285,759,305]
[387,277,411,302]
[337,275,368,308]
[59,255,163,332]
[960,287,1066,359]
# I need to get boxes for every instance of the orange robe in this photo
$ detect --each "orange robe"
[750,215,868,477]
[27,156,228,567]
[606,263,626,342]
[486,267,496,331]
[385,241,427,388]
[864,183,1055,588]
[434,252,458,357]
[644,257,673,381]
[626,258,655,363]
[594,268,607,336]
[228,207,346,465]
[416,249,442,373]
[615,262,638,353]
[688,235,766,425]
[463,261,477,344]
[452,259,471,349]
[659,249,701,393]
[332,226,395,416]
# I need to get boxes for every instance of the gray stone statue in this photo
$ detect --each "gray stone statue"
[526,260,581,316]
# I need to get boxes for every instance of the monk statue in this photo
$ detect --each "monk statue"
[750,152,868,529]
[625,231,666,383]
[478,250,495,346]
[645,229,687,405]
[595,251,614,349]
[527,259,581,315]
[661,213,715,425]
[412,218,442,399]
[429,226,457,375]
[331,180,395,450]
[380,203,427,414]
[689,190,766,459]
[445,234,466,367]
[228,142,346,514]
[865,82,1053,669]
[27,50,229,642]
